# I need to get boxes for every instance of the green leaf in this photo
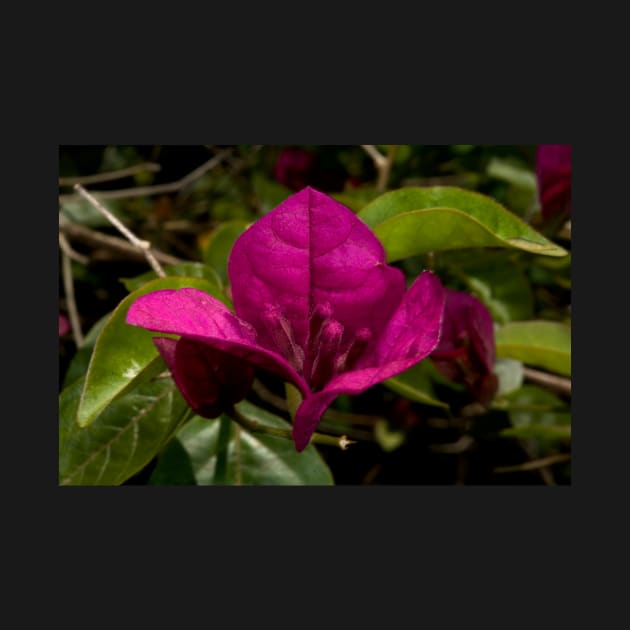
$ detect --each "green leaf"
[385,359,449,408]
[332,185,380,213]
[150,401,334,485]
[357,186,568,261]
[495,321,571,376]
[119,263,223,294]
[373,420,406,452]
[485,157,537,192]
[201,219,250,285]
[252,172,292,214]
[442,250,534,324]
[494,358,524,397]
[499,385,570,442]
[59,375,187,486]
[76,276,227,429]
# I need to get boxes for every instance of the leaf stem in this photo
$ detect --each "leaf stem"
[214,415,232,484]
[228,406,355,450]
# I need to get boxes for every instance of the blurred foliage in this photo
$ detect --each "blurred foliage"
[59,145,571,485]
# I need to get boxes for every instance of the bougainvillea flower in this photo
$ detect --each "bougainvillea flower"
[536,144,571,220]
[59,313,70,337]
[274,146,318,191]
[430,289,498,406]
[126,187,446,451]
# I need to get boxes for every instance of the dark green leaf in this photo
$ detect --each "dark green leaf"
[59,375,187,486]
[499,385,570,442]
[385,359,449,408]
[441,250,534,324]
[150,401,334,485]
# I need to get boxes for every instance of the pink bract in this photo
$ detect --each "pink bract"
[126,187,446,451]
[536,144,571,220]
[430,289,497,406]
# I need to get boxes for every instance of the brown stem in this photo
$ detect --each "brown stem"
[59,149,232,203]
[522,367,571,397]
[59,162,161,187]
[494,453,571,474]
[59,216,183,267]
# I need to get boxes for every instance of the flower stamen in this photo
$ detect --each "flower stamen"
[262,305,305,372]
[335,327,372,373]
[310,319,344,390]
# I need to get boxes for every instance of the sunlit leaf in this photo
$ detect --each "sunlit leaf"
[76,276,227,428]
[495,321,571,376]
[358,186,568,261]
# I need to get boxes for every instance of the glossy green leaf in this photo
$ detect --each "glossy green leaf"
[119,263,223,294]
[76,276,227,428]
[499,385,570,442]
[59,375,187,486]
[357,186,568,261]
[441,250,534,324]
[385,359,449,408]
[495,321,571,376]
[150,401,334,485]
[201,219,250,285]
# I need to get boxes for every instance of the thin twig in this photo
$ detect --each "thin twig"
[59,217,183,266]
[59,233,84,347]
[72,184,166,277]
[59,162,161,187]
[361,144,397,192]
[494,453,571,474]
[523,367,571,397]
[58,230,89,265]
[430,434,475,454]
[59,149,233,203]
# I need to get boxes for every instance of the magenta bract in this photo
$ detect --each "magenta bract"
[274,147,317,191]
[430,289,497,406]
[59,313,70,337]
[126,187,446,451]
[536,144,571,221]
